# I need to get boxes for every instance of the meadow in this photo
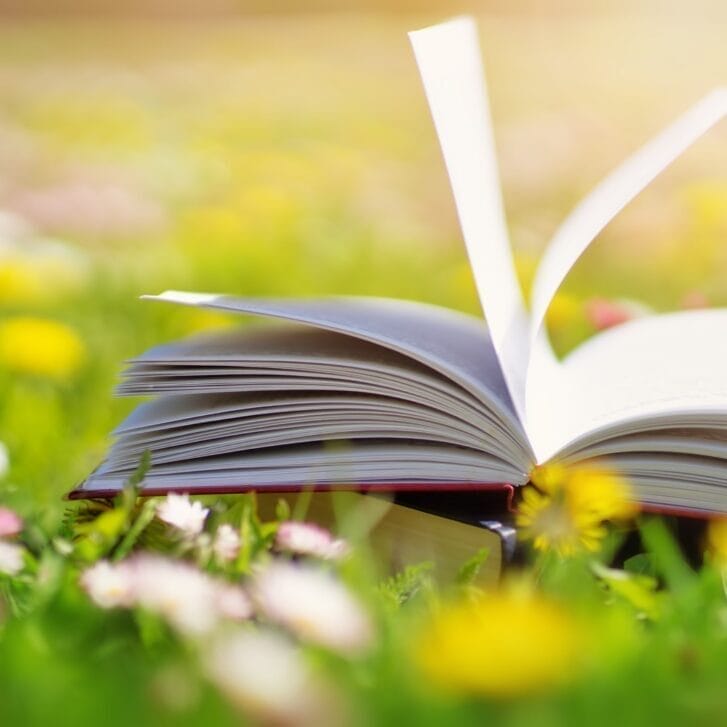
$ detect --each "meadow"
[0,9,726,725]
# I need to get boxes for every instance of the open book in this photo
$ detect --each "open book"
[73,17,727,517]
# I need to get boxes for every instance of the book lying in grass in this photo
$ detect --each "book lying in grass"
[73,17,727,517]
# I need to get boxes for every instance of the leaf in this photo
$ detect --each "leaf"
[456,547,490,586]
[623,552,657,577]
[378,562,434,609]
[592,562,661,619]
[275,497,291,522]
[113,499,158,561]
[117,450,151,514]
[639,517,695,591]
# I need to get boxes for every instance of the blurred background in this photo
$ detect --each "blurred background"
[0,0,725,509]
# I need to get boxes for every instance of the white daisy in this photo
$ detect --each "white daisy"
[129,555,220,635]
[275,521,349,561]
[81,554,253,636]
[0,540,25,576]
[215,583,253,622]
[0,441,9,480]
[204,629,335,726]
[157,493,209,537]
[254,561,373,654]
[213,523,241,563]
[80,560,134,608]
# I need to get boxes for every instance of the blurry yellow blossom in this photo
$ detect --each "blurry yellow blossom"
[546,292,583,334]
[518,462,637,556]
[0,225,90,306]
[415,587,583,698]
[683,180,727,230]
[0,317,86,380]
[706,518,727,567]
[0,261,44,305]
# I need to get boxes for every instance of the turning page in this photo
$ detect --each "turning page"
[409,18,530,421]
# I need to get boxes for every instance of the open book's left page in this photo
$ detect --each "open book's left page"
[76,293,534,497]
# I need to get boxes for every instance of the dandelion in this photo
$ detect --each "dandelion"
[213,523,241,563]
[275,521,349,561]
[517,462,637,556]
[0,505,21,537]
[157,493,209,537]
[0,316,85,380]
[0,540,25,576]
[415,588,583,698]
[204,629,338,726]
[80,560,135,609]
[254,561,373,655]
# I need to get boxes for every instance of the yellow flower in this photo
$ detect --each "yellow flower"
[706,518,727,566]
[517,462,637,556]
[546,292,583,334]
[0,261,45,305]
[0,242,89,307]
[415,588,582,698]
[0,317,86,380]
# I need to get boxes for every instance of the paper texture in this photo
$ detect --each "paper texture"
[409,18,529,420]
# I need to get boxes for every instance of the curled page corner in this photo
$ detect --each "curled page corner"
[409,17,530,424]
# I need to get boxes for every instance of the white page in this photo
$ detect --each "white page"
[524,89,727,462]
[548,309,727,457]
[409,18,529,420]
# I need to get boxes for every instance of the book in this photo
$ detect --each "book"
[254,490,515,584]
[72,17,727,522]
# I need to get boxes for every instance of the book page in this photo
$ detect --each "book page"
[143,292,526,446]
[523,89,727,462]
[548,309,727,459]
[410,18,529,420]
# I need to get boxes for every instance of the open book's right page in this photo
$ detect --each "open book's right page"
[525,89,727,463]
[410,16,727,469]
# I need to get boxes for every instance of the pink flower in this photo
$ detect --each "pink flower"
[585,298,650,331]
[585,298,632,330]
[681,290,710,309]
[0,506,22,538]
[275,521,349,561]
